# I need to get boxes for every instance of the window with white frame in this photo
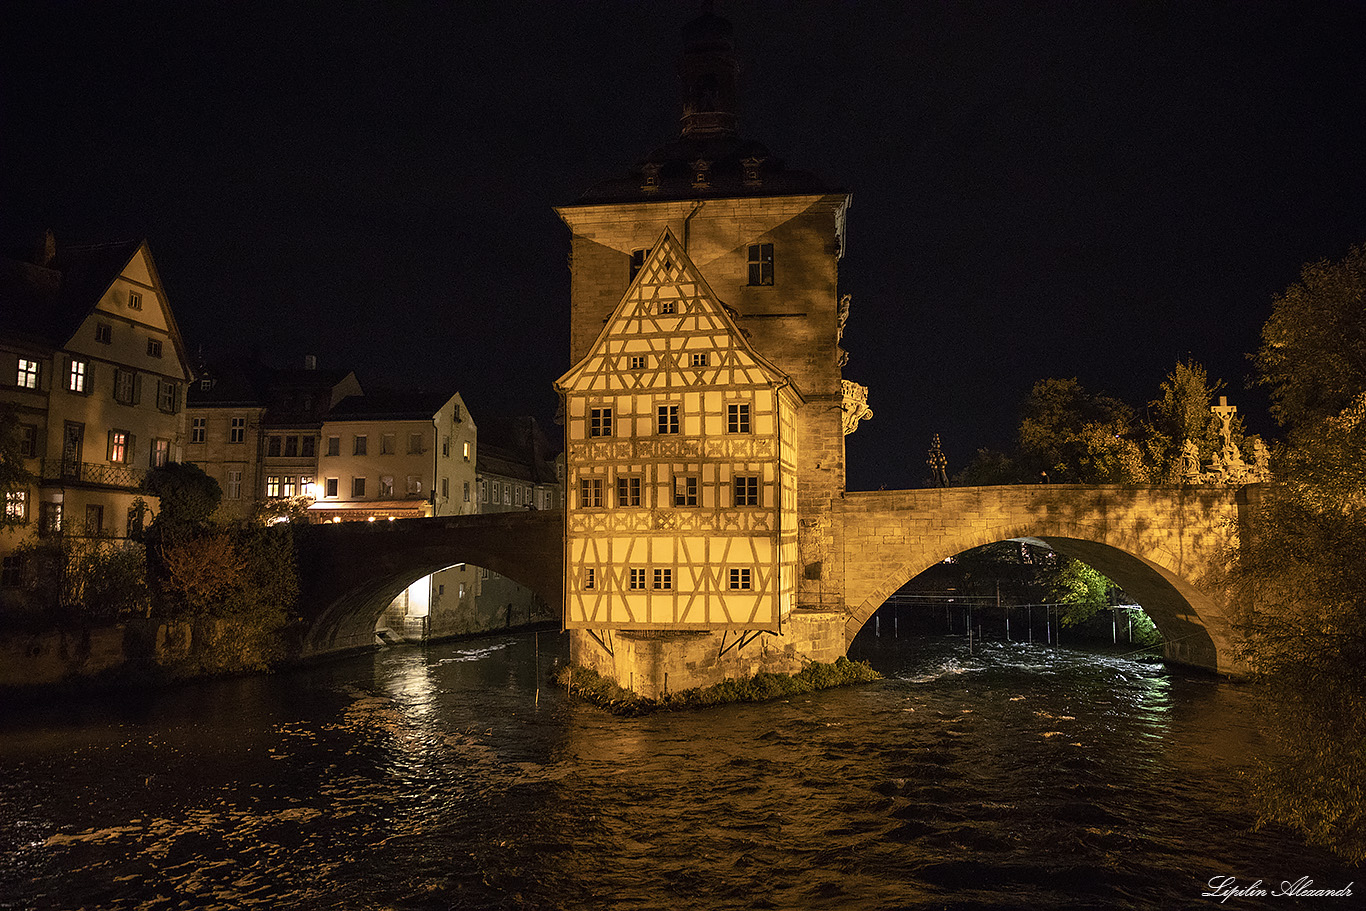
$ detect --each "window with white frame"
[379,476,394,497]
[734,476,759,507]
[128,290,143,311]
[157,380,177,413]
[579,478,603,508]
[657,404,679,435]
[108,430,131,464]
[266,476,282,498]
[282,476,297,498]
[227,468,243,500]
[191,417,206,443]
[231,418,247,444]
[17,359,39,390]
[729,568,753,590]
[150,439,170,468]
[147,338,163,358]
[5,490,28,523]
[68,359,87,393]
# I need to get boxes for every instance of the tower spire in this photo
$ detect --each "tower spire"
[679,1,738,137]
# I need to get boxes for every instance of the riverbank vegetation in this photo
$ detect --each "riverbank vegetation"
[553,657,881,715]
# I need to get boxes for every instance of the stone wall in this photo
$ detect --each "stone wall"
[0,620,193,690]
[569,608,845,699]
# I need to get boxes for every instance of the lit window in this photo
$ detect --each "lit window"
[147,338,163,358]
[325,435,340,456]
[158,381,178,413]
[727,403,751,434]
[354,435,367,456]
[325,477,339,498]
[729,568,752,590]
[747,243,774,286]
[630,355,646,370]
[673,475,698,507]
[107,430,130,464]
[653,568,672,590]
[407,476,422,495]
[629,568,646,591]
[409,432,423,454]
[231,418,246,444]
[266,476,282,498]
[352,477,366,498]
[128,290,142,310]
[4,490,28,523]
[734,476,759,507]
[191,417,206,443]
[657,404,679,435]
[579,478,603,508]
[380,476,394,497]
[691,353,708,368]
[584,567,596,590]
[150,439,169,468]
[616,476,641,507]
[282,477,297,498]
[227,469,242,500]
[660,301,676,315]
[381,433,396,455]
[39,502,62,537]
[95,323,112,344]
[68,359,87,393]
[300,475,314,492]
[590,407,612,437]
[629,248,646,281]
[267,435,282,457]
[17,359,39,390]
[463,441,471,462]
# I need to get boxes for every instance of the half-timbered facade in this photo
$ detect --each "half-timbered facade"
[557,229,800,631]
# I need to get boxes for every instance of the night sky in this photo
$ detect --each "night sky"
[5,1,1364,490]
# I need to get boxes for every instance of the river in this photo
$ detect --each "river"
[1,630,1359,909]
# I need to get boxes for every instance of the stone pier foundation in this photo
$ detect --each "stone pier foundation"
[569,609,847,700]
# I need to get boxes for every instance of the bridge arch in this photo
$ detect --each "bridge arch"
[293,511,564,657]
[838,486,1255,675]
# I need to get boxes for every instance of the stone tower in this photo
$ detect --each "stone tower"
[555,5,867,696]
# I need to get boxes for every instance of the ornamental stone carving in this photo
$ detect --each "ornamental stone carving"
[841,379,872,435]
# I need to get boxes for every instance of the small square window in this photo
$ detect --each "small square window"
[657,404,679,435]
[748,243,774,286]
[653,568,672,590]
[691,353,708,368]
[147,338,163,358]
[95,323,112,344]
[729,568,753,590]
[727,403,751,434]
[629,568,647,591]
[660,301,676,315]
[191,417,207,444]
[630,355,646,370]
[589,407,612,437]
[128,290,143,311]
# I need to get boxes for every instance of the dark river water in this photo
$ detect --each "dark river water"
[1,630,1360,910]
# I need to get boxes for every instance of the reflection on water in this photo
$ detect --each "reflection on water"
[1,632,1360,909]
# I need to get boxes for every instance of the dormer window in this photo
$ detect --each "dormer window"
[641,162,661,191]
[742,156,766,186]
[690,159,711,188]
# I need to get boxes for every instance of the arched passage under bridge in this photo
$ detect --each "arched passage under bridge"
[838,485,1261,675]
[294,511,563,658]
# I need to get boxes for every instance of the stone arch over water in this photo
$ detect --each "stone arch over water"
[838,486,1259,675]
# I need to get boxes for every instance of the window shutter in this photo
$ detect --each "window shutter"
[107,430,115,461]
[127,434,136,464]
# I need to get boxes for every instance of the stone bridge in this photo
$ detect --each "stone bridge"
[293,511,563,657]
[293,485,1257,674]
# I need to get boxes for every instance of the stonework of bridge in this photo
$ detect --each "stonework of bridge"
[293,511,562,657]
[293,484,1256,678]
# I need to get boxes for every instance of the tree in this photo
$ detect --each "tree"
[1233,243,1366,863]
[1142,359,1225,484]
[1017,378,1148,484]
[1,404,32,529]
[1253,242,1366,432]
[144,461,222,533]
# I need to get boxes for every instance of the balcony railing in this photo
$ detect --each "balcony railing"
[40,460,146,490]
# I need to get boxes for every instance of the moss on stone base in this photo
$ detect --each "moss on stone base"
[551,657,880,715]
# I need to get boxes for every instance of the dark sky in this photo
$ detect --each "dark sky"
[5,1,1364,490]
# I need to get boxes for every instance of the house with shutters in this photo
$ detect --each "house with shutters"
[1,232,192,586]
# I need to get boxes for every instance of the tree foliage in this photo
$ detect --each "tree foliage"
[1016,378,1148,484]
[1,404,33,529]
[1142,359,1226,484]
[1233,242,1366,863]
[144,461,222,533]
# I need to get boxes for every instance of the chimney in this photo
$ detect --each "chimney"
[303,354,317,370]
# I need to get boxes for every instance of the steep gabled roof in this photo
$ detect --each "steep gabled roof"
[0,239,141,345]
[326,391,456,422]
[555,227,796,397]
